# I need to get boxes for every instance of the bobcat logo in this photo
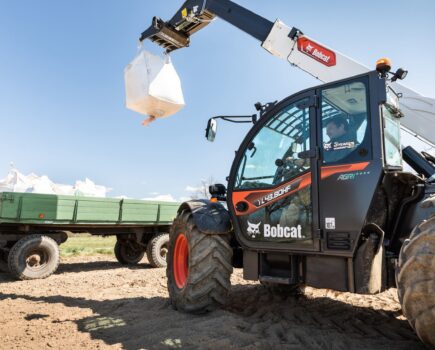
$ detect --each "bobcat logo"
[247,221,261,238]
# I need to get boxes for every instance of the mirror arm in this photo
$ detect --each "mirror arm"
[205,114,257,142]
[215,115,257,124]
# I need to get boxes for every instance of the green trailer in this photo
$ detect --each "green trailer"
[0,192,179,280]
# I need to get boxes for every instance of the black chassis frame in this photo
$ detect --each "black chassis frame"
[225,71,435,292]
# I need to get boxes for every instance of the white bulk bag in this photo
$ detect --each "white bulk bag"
[124,50,185,119]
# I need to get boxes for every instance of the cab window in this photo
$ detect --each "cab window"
[321,80,371,164]
[235,98,311,190]
[383,87,402,167]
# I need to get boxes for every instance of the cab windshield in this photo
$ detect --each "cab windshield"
[235,98,311,189]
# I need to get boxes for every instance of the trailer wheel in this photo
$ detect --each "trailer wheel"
[146,233,169,268]
[396,215,435,348]
[167,210,233,314]
[8,235,60,280]
[114,240,145,265]
[0,249,9,272]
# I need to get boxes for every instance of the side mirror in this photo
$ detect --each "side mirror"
[205,118,217,142]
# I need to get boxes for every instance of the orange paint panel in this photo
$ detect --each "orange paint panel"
[232,162,370,216]
[320,162,369,179]
[232,173,311,216]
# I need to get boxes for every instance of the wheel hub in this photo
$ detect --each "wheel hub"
[27,254,41,266]
[125,243,143,259]
[26,250,47,269]
[160,245,168,259]
[173,234,189,289]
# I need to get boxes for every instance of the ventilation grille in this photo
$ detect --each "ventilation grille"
[327,232,351,250]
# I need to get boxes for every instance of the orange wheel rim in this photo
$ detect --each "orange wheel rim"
[173,234,189,289]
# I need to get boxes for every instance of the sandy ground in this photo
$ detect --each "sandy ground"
[0,255,424,350]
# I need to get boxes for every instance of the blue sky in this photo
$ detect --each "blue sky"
[1,1,434,200]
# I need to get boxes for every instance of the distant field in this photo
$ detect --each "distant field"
[60,234,116,257]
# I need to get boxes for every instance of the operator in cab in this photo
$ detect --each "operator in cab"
[323,116,357,163]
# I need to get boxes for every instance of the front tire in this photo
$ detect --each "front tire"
[8,235,60,280]
[114,240,145,265]
[396,215,435,348]
[167,210,233,314]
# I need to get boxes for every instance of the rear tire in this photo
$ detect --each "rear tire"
[146,233,169,268]
[167,210,233,313]
[8,235,60,280]
[114,240,145,265]
[396,215,435,348]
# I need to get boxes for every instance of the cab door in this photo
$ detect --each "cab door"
[317,76,379,253]
[228,91,321,252]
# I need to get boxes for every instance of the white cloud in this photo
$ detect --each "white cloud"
[142,194,177,202]
[185,185,201,193]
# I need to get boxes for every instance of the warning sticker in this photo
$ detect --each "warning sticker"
[325,217,336,230]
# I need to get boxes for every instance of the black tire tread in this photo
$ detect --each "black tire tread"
[167,210,233,314]
[8,234,60,280]
[114,241,126,264]
[397,215,435,348]
[146,233,169,268]
[114,240,144,265]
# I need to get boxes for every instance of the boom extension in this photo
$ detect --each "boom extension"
[139,0,367,84]
[140,0,435,147]
[140,0,274,51]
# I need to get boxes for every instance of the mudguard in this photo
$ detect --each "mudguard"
[178,200,232,234]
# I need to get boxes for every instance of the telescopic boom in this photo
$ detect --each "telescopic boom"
[140,0,435,147]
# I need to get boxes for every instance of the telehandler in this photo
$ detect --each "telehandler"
[140,1,435,347]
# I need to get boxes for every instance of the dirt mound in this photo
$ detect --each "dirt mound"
[0,255,424,349]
